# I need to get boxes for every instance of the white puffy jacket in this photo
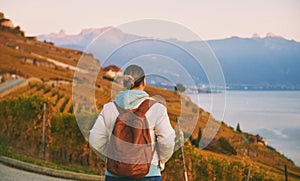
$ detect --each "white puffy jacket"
[89,98,176,168]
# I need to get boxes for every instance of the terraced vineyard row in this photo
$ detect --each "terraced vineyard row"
[3,82,74,114]
[2,78,119,115]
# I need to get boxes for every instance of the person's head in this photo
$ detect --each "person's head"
[123,65,146,90]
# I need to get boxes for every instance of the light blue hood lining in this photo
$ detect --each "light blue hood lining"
[114,90,149,109]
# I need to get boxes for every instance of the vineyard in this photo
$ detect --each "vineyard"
[0,95,299,180]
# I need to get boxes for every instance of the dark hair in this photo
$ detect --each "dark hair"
[123,65,145,90]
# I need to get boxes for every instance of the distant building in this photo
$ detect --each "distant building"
[256,134,267,146]
[0,12,4,19]
[259,138,267,146]
[1,73,20,81]
[0,18,13,28]
[26,36,38,41]
[102,65,122,79]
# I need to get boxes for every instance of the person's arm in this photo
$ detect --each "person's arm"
[89,111,108,161]
[154,104,176,164]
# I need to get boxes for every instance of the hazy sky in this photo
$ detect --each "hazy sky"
[2,0,300,41]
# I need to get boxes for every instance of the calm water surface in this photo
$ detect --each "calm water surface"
[188,91,300,166]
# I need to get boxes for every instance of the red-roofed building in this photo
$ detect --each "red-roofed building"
[0,18,13,28]
[102,65,122,79]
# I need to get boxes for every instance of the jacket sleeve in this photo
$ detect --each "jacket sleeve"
[89,111,108,161]
[154,104,176,164]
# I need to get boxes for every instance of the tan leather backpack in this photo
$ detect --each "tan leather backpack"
[107,99,157,179]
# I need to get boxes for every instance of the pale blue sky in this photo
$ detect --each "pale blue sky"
[2,0,300,41]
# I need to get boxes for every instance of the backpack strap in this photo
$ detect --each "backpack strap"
[113,99,157,116]
[113,101,124,114]
[135,99,157,117]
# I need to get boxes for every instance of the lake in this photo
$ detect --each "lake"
[188,91,300,166]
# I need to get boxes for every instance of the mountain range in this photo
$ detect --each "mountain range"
[39,28,300,90]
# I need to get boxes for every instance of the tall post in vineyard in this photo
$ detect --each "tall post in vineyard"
[177,118,188,181]
[285,164,288,181]
[247,168,251,181]
[42,103,46,160]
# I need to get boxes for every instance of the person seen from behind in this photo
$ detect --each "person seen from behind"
[89,65,176,181]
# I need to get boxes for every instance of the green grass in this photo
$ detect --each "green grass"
[0,140,12,156]
[0,140,99,175]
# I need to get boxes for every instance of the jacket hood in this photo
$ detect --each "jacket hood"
[114,90,149,109]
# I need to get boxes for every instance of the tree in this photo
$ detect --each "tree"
[175,83,186,93]
[189,128,202,148]
[236,123,242,133]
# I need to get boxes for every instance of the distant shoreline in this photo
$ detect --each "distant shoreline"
[226,89,300,91]
[186,89,300,95]
[148,83,300,94]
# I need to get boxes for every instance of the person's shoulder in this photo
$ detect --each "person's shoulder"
[101,102,119,119]
[102,101,116,111]
[149,99,166,111]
